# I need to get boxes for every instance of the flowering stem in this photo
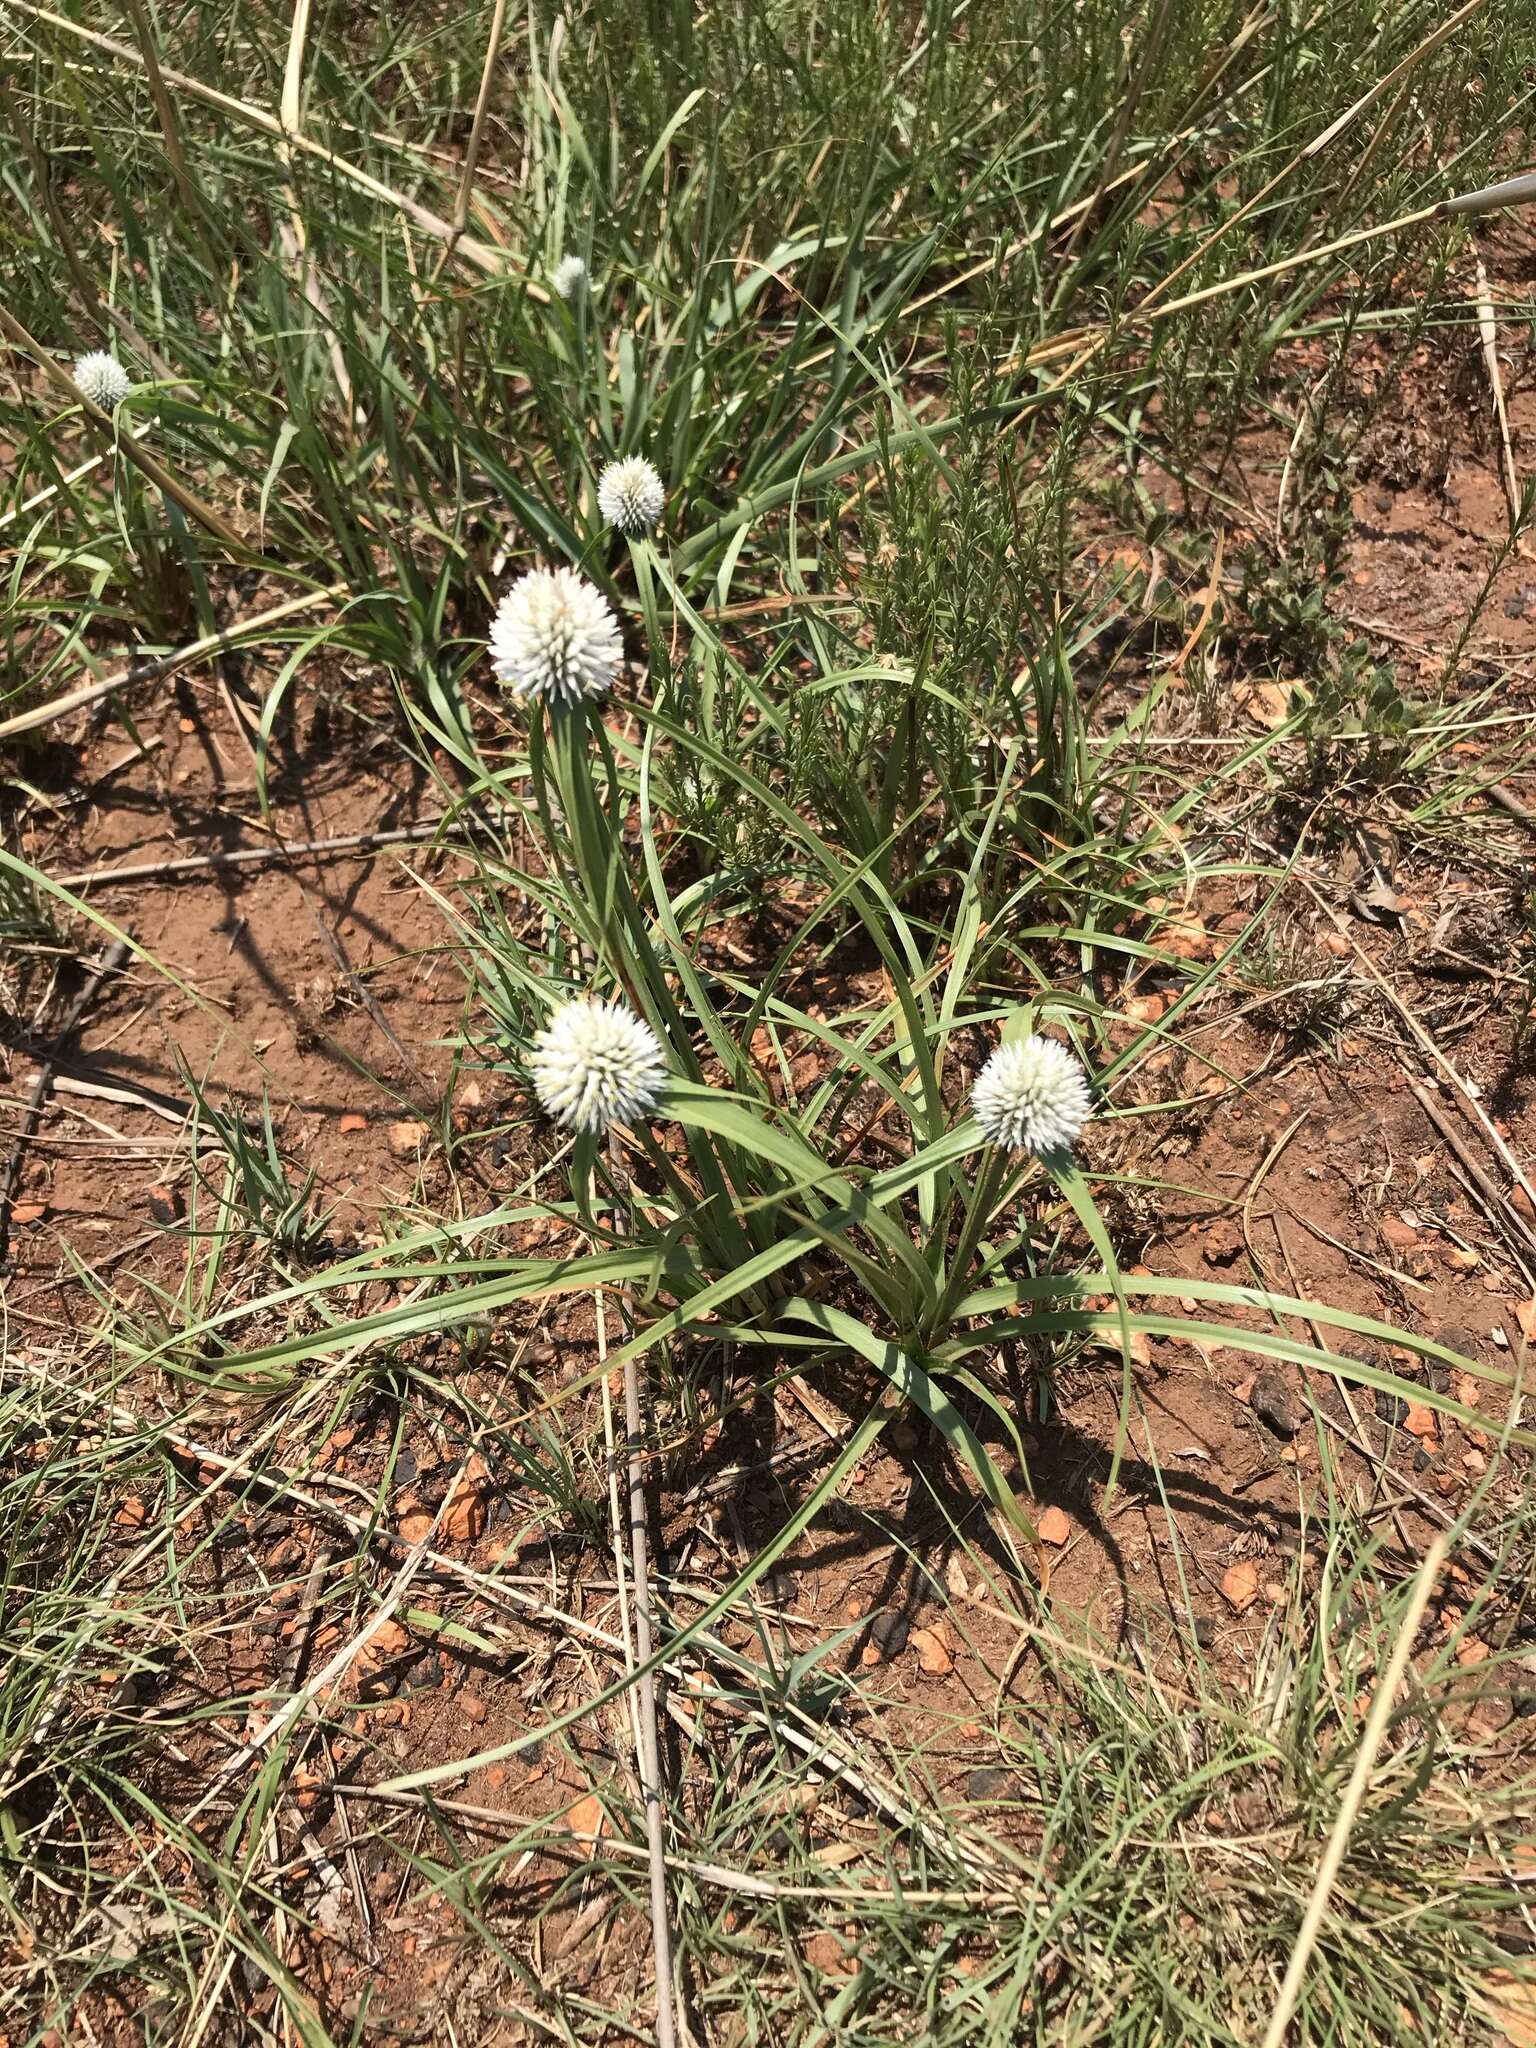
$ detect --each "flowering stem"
[534,707,770,1273]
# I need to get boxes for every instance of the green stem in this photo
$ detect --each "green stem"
[925,1145,1012,1343]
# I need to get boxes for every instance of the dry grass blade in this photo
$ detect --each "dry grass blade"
[1258,1534,1449,2048]
[1137,0,1492,316]
[5,0,512,279]
[0,584,342,741]
[274,0,355,416]
[1473,251,1521,523]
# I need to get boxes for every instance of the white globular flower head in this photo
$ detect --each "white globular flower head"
[971,1033,1092,1155]
[489,566,624,707]
[529,997,667,1135]
[598,455,665,536]
[552,253,588,301]
[74,351,132,411]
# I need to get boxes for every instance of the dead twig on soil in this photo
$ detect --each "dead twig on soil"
[1410,1080,1536,1279]
[205,1463,467,1794]
[52,817,458,891]
[1305,888,1536,1270]
[0,939,129,1266]
[328,1782,1023,1908]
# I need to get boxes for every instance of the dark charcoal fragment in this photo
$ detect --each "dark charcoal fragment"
[869,1610,908,1658]
[1251,1367,1305,1440]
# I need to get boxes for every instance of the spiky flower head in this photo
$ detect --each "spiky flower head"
[529,996,667,1135]
[552,253,588,301]
[74,351,131,411]
[598,456,665,536]
[971,1034,1092,1155]
[489,566,624,707]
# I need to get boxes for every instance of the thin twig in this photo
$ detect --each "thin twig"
[1307,886,1536,1249]
[51,817,458,891]
[206,1462,468,1792]
[1410,1080,1536,1276]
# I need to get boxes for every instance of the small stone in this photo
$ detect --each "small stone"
[1221,1561,1259,1613]
[441,1455,490,1545]
[804,1931,852,1975]
[461,1693,488,1724]
[762,1567,797,1607]
[1462,1449,1487,1474]
[370,1620,409,1658]
[1375,1388,1409,1427]
[10,1200,46,1225]
[387,1120,430,1159]
[1192,1615,1216,1649]
[1402,1402,1439,1440]
[338,1113,367,1134]
[965,1767,1014,1802]
[1447,1247,1479,1271]
[1512,1186,1536,1226]
[115,1495,148,1529]
[911,1624,954,1676]
[1380,1216,1419,1254]
[1037,1506,1071,1546]
[565,1793,605,1840]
